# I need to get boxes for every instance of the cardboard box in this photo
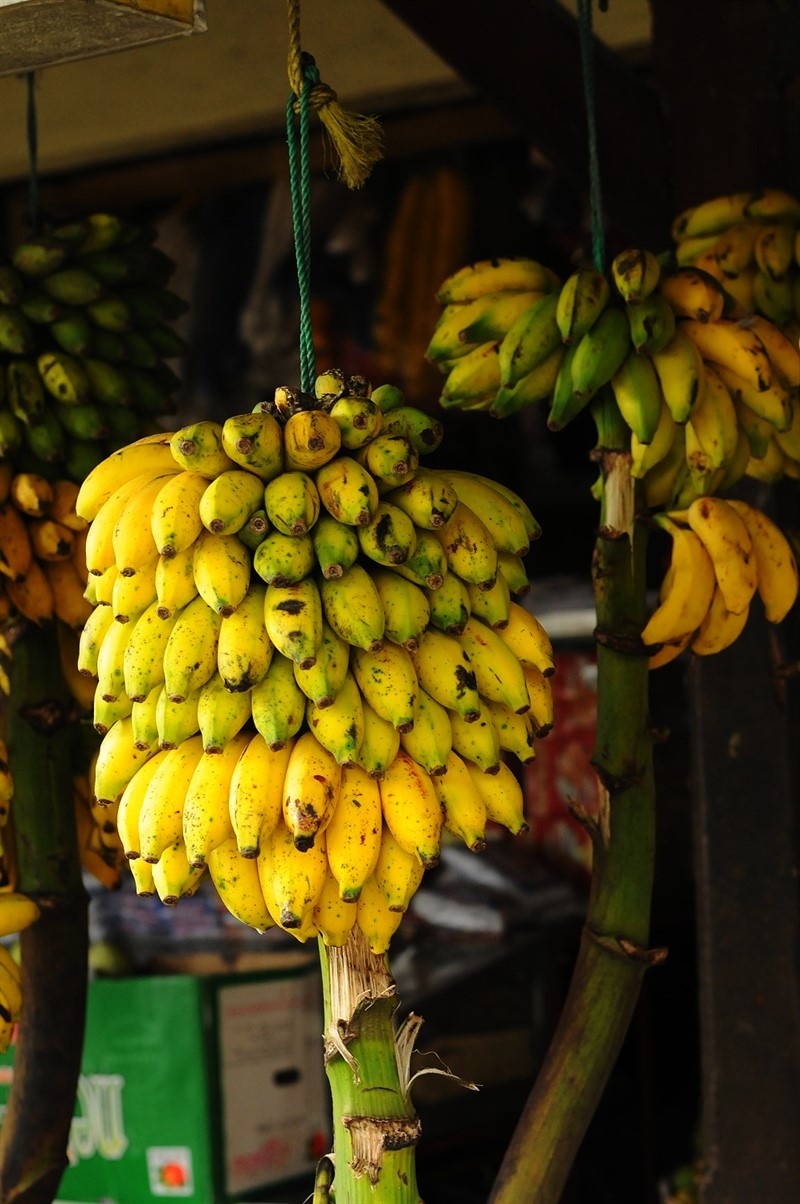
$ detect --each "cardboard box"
[0,964,329,1203]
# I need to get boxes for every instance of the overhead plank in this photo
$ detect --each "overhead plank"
[380,0,673,247]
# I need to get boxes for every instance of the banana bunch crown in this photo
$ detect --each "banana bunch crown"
[72,370,555,953]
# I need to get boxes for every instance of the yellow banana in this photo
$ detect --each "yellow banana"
[123,601,181,702]
[435,469,537,551]
[77,602,116,676]
[450,697,501,773]
[671,192,752,242]
[433,501,498,590]
[292,620,349,707]
[0,891,40,938]
[169,420,236,478]
[96,612,136,702]
[155,544,198,618]
[93,715,157,805]
[116,750,171,858]
[111,558,157,623]
[523,664,555,737]
[93,684,133,735]
[192,530,251,618]
[197,671,252,753]
[310,513,360,579]
[131,685,162,751]
[312,868,357,947]
[384,468,458,530]
[690,586,749,656]
[319,563,385,652]
[229,734,294,857]
[282,729,342,849]
[358,700,401,779]
[137,734,205,863]
[410,627,480,722]
[485,697,537,763]
[150,471,208,558]
[555,268,610,344]
[727,499,798,623]
[113,474,175,577]
[263,576,324,669]
[611,248,661,305]
[391,529,448,591]
[355,874,404,955]
[262,470,320,537]
[84,470,164,577]
[357,501,417,567]
[458,615,531,713]
[207,836,274,931]
[499,601,555,676]
[437,257,559,305]
[640,515,717,646]
[199,469,265,537]
[682,496,758,615]
[250,652,306,750]
[466,758,528,835]
[75,433,177,522]
[649,326,705,424]
[156,685,201,749]
[315,456,379,527]
[221,410,283,481]
[467,572,511,631]
[426,569,470,635]
[378,750,443,867]
[399,685,452,776]
[152,839,207,905]
[324,763,383,901]
[163,595,222,702]
[372,568,431,651]
[658,267,726,323]
[282,409,342,473]
[373,825,424,913]
[182,731,250,867]
[351,643,418,733]
[433,750,487,852]
[681,318,773,395]
[685,362,739,473]
[257,818,327,930]
[216,582,273,691]
[252,530,315,587]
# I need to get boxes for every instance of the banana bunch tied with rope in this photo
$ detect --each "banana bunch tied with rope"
[0,211,186,481]
[669,187,800,335]
[72,370,555,954]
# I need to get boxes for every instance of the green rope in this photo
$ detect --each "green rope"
[577,0,605,273]
[286,52,317,393]
[26,71,39,235]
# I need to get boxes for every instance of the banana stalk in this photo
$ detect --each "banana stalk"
[317,928,422,1204]
[0,624,90,1201]
[489,395,661,1203]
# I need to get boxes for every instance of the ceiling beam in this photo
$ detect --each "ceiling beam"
[379,0,673,249]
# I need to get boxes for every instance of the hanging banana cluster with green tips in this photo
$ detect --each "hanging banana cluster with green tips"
[0,212,186,479]
[73,372,555,953]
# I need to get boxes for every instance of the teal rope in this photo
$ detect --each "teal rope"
[577,0,605,273]
[286,53,317,393]
[26,72,39,235]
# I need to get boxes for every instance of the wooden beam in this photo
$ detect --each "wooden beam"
[379,0,673,248]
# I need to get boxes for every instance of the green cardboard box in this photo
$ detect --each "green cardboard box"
[0,964,329,1203]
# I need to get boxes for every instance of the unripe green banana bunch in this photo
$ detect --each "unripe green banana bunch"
[642,497,799,671]
[72,372,556,954]
[0,212,187,480]
[669,187,800,335]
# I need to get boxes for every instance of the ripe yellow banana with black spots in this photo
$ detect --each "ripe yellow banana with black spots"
[355,874,404,955]
[391,529,448,591]
[252,530,315,587]
[93,715,157,806]
[426,570,470,635]
[315,456,378,527]
[0,891,40,938]
[155,545,198,617]
[263,576,323,669]
[437,256,559,305]
[111,559,157,623]
[283,408,342,472]
[459,615,531,713]
[152,839,207,905]
[449,698,501,774]
[410,627,480,722]
[434,501,498,590]
[658,267,726,323]
[357,500,417,566]
[437,468,541,544]
[258,818,328,930]
[485,697,537,763]
[555,268,610,344]
[384,468,458,530]
[467,573,511,630]
[351,642,418,733]
[122,601,181,702]
[681,319,773,395]
[499,601,555,676]
[611,248,661,304]
[312,868,357,947]
[221,410,283,481]
[690,586,750,656]
[216,582,273,692]
[282,729,342,850]
[466,758,528,835]
[78,602,116,676]
[648,326,705,424]
[310,513,359,579]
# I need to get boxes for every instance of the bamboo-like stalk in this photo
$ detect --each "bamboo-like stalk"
[488,394,664,1203]
[317,927,422,1204]
[0,623,89,1204]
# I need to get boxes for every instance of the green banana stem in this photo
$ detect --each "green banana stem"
[489,393,662,1203]
[317,929,422,1204]
[0,623,89,1204]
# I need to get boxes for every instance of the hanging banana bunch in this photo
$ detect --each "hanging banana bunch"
[73,370,555,953]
